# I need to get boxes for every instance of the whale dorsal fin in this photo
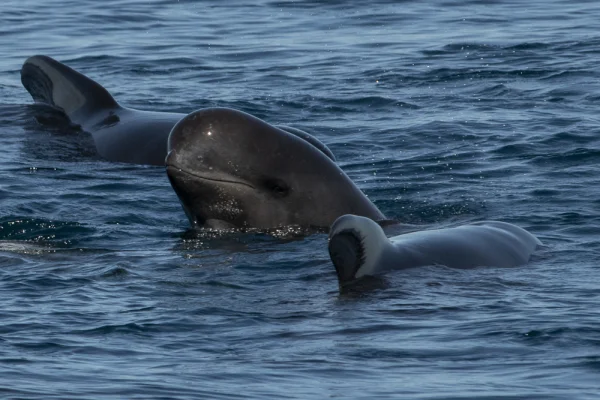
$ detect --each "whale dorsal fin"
[21,55,119,125]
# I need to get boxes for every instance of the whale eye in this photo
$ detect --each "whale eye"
[264,178,290,197]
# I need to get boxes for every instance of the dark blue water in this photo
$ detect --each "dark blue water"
[1,0,600,398]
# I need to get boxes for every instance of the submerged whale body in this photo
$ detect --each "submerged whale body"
[20,55,336,165]
[328,214,541,289]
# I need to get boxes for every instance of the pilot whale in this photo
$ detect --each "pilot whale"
[21,56,386,230]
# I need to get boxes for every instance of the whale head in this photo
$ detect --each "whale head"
[165,108,384,230]
[328,214,389,288]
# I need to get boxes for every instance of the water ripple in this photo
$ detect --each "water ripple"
[1,0,599,398]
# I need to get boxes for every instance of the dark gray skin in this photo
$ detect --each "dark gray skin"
[166,108,386,230]
[20,55,335,165]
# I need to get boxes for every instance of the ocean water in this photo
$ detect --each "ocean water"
[1,0,600,398]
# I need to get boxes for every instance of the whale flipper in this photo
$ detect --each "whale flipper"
[277,125,336,162]
[21,55,119,126]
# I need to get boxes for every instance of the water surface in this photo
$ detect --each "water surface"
[1,1,600,398]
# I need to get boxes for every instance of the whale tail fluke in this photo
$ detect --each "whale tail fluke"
[21,55,119,126]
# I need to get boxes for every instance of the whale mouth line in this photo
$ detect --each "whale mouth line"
[166,165,255,189]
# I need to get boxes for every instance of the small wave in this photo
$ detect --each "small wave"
[0,217,94,247]
[0,240,56,255]
[529,148,600,166]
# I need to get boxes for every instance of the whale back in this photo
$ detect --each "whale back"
[21,55,119,126]
[387,221,541,269]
